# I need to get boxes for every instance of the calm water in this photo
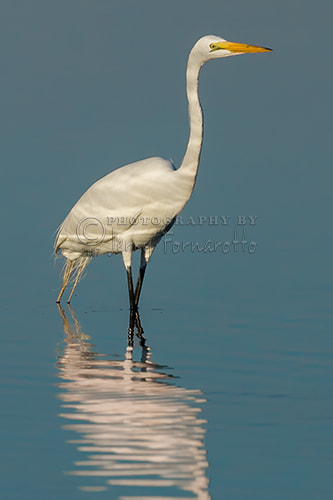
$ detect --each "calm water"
[57,305,209,499]
[2,1,333,498]
[2,274,332,500]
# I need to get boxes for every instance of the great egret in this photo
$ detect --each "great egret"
[55,35,271,313]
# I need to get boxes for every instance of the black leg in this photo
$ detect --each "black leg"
[134,262,147,308]
[126,267,136,310]
[127,267,136,335]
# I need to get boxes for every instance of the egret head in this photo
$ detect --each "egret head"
[191,35,272,66]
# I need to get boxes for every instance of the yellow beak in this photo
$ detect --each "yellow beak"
[212,41,272,53]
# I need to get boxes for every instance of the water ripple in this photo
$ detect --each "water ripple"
[56,306,211,499]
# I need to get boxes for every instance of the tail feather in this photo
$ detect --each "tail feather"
[56,255,92,303]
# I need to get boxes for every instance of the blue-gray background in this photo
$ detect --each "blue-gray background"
[1,1,332,499]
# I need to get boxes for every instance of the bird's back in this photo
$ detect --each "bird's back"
[55,156,184,259]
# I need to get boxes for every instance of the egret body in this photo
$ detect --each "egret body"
[55,35,271,314]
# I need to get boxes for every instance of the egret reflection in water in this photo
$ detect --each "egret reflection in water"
[56,306,211,499]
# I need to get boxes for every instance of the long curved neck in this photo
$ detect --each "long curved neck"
[176,51,204,196]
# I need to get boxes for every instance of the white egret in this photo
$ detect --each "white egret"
[55,35,271,313]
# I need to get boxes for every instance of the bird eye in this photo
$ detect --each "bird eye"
[210,43,217,51]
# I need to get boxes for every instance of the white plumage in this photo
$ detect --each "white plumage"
[55,35,271,313]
